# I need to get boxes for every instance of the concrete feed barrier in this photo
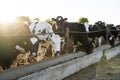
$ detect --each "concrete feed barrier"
[18,45,120,80]
[0,51,86,80]
[105,45,120,60]
[18,50,103,80]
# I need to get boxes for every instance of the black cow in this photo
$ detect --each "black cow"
[107,24,119,46]
[87,21,107,47]
[52,16,93,54]
[0,22,37,69]
[115,25,120,39]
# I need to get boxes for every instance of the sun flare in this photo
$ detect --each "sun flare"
[0,15,15,22]
[0,0,17,22]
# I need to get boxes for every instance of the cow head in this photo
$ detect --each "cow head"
[94,21,106,30]
[107,24,115,29]
[50,34,61,55]
[116,25,120,30]
[52,16,67,31]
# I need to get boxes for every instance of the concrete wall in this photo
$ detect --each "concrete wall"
[18,51,103,80]
[0,50,86,80]
[105,45,120,60]
[0,44,119,80]
[18,45,120,80]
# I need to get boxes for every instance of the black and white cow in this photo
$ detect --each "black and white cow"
[52,16,93,54]
[86,21,107,47]
[0,22,35,69]
[107,24,120,46]
[29,21,62,56]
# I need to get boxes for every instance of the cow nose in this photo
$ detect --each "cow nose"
[56,51,60,56]
[31,52,36,57]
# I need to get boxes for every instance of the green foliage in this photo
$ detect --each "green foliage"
[33,18,40,22]
[78,17,89,24]
[45,19,53,23]
[15,16,31,22]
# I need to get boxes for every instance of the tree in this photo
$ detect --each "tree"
[15,16,31,22]
[33,18,40,22]
[78,17,89,24]
[45,19,53,24]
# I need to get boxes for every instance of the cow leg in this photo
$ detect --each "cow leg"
[52,48,55,57]
[0,63,8,70]
[108,33,115,46]
[36,43,42,61]
[98,36,106,47]
[24,51,30,64]
[94,37,99,48]
[37,51,46,61]
[36,43,46,61]
[73,45,77,53]
[10,59,18,68]
[82,34,93,54]
[0,66,3,71]
[61,41,65,54]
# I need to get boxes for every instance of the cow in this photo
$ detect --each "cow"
[107,24,120,46]
[116,25,120,30]
[52,16,93,54]
[86,21,107,47]
[0,22,36,70]
[115,25,120,39]
[28,21,62,56]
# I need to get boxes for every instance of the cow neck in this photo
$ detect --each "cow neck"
[84,22,89,32]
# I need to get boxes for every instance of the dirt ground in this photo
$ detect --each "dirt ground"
[64,54,120,80]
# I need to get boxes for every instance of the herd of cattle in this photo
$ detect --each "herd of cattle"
[0,16,120,71]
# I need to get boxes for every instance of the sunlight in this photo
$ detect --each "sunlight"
[0,0,16,22]
[0,16,14,22]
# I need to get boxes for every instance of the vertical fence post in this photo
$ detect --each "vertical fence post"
[65,27,69,53]
[106,28,109,44]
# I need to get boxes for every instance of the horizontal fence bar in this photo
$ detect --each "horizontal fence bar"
[0,29,119,35]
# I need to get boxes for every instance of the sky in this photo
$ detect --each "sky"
[0,0,120,25]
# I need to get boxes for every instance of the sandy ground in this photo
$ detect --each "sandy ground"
[64,54,120,80]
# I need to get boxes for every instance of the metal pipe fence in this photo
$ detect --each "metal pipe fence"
[0,29,119,35]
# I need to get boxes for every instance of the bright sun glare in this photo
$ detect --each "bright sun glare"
[0,16,15,22]
[0,0,17,22]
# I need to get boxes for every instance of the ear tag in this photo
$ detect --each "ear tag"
[30,37,38,45]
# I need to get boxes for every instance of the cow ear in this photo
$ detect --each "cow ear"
[52,18,56,21]
[64,18,67,21]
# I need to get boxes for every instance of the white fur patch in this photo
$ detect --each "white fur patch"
[29,21,53,35]
[51,34,61,52]
[84,22,89,32]
[31,52,36,57]
[58,18,62,21]
[109,37,113,40]
[98,36,103,46]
